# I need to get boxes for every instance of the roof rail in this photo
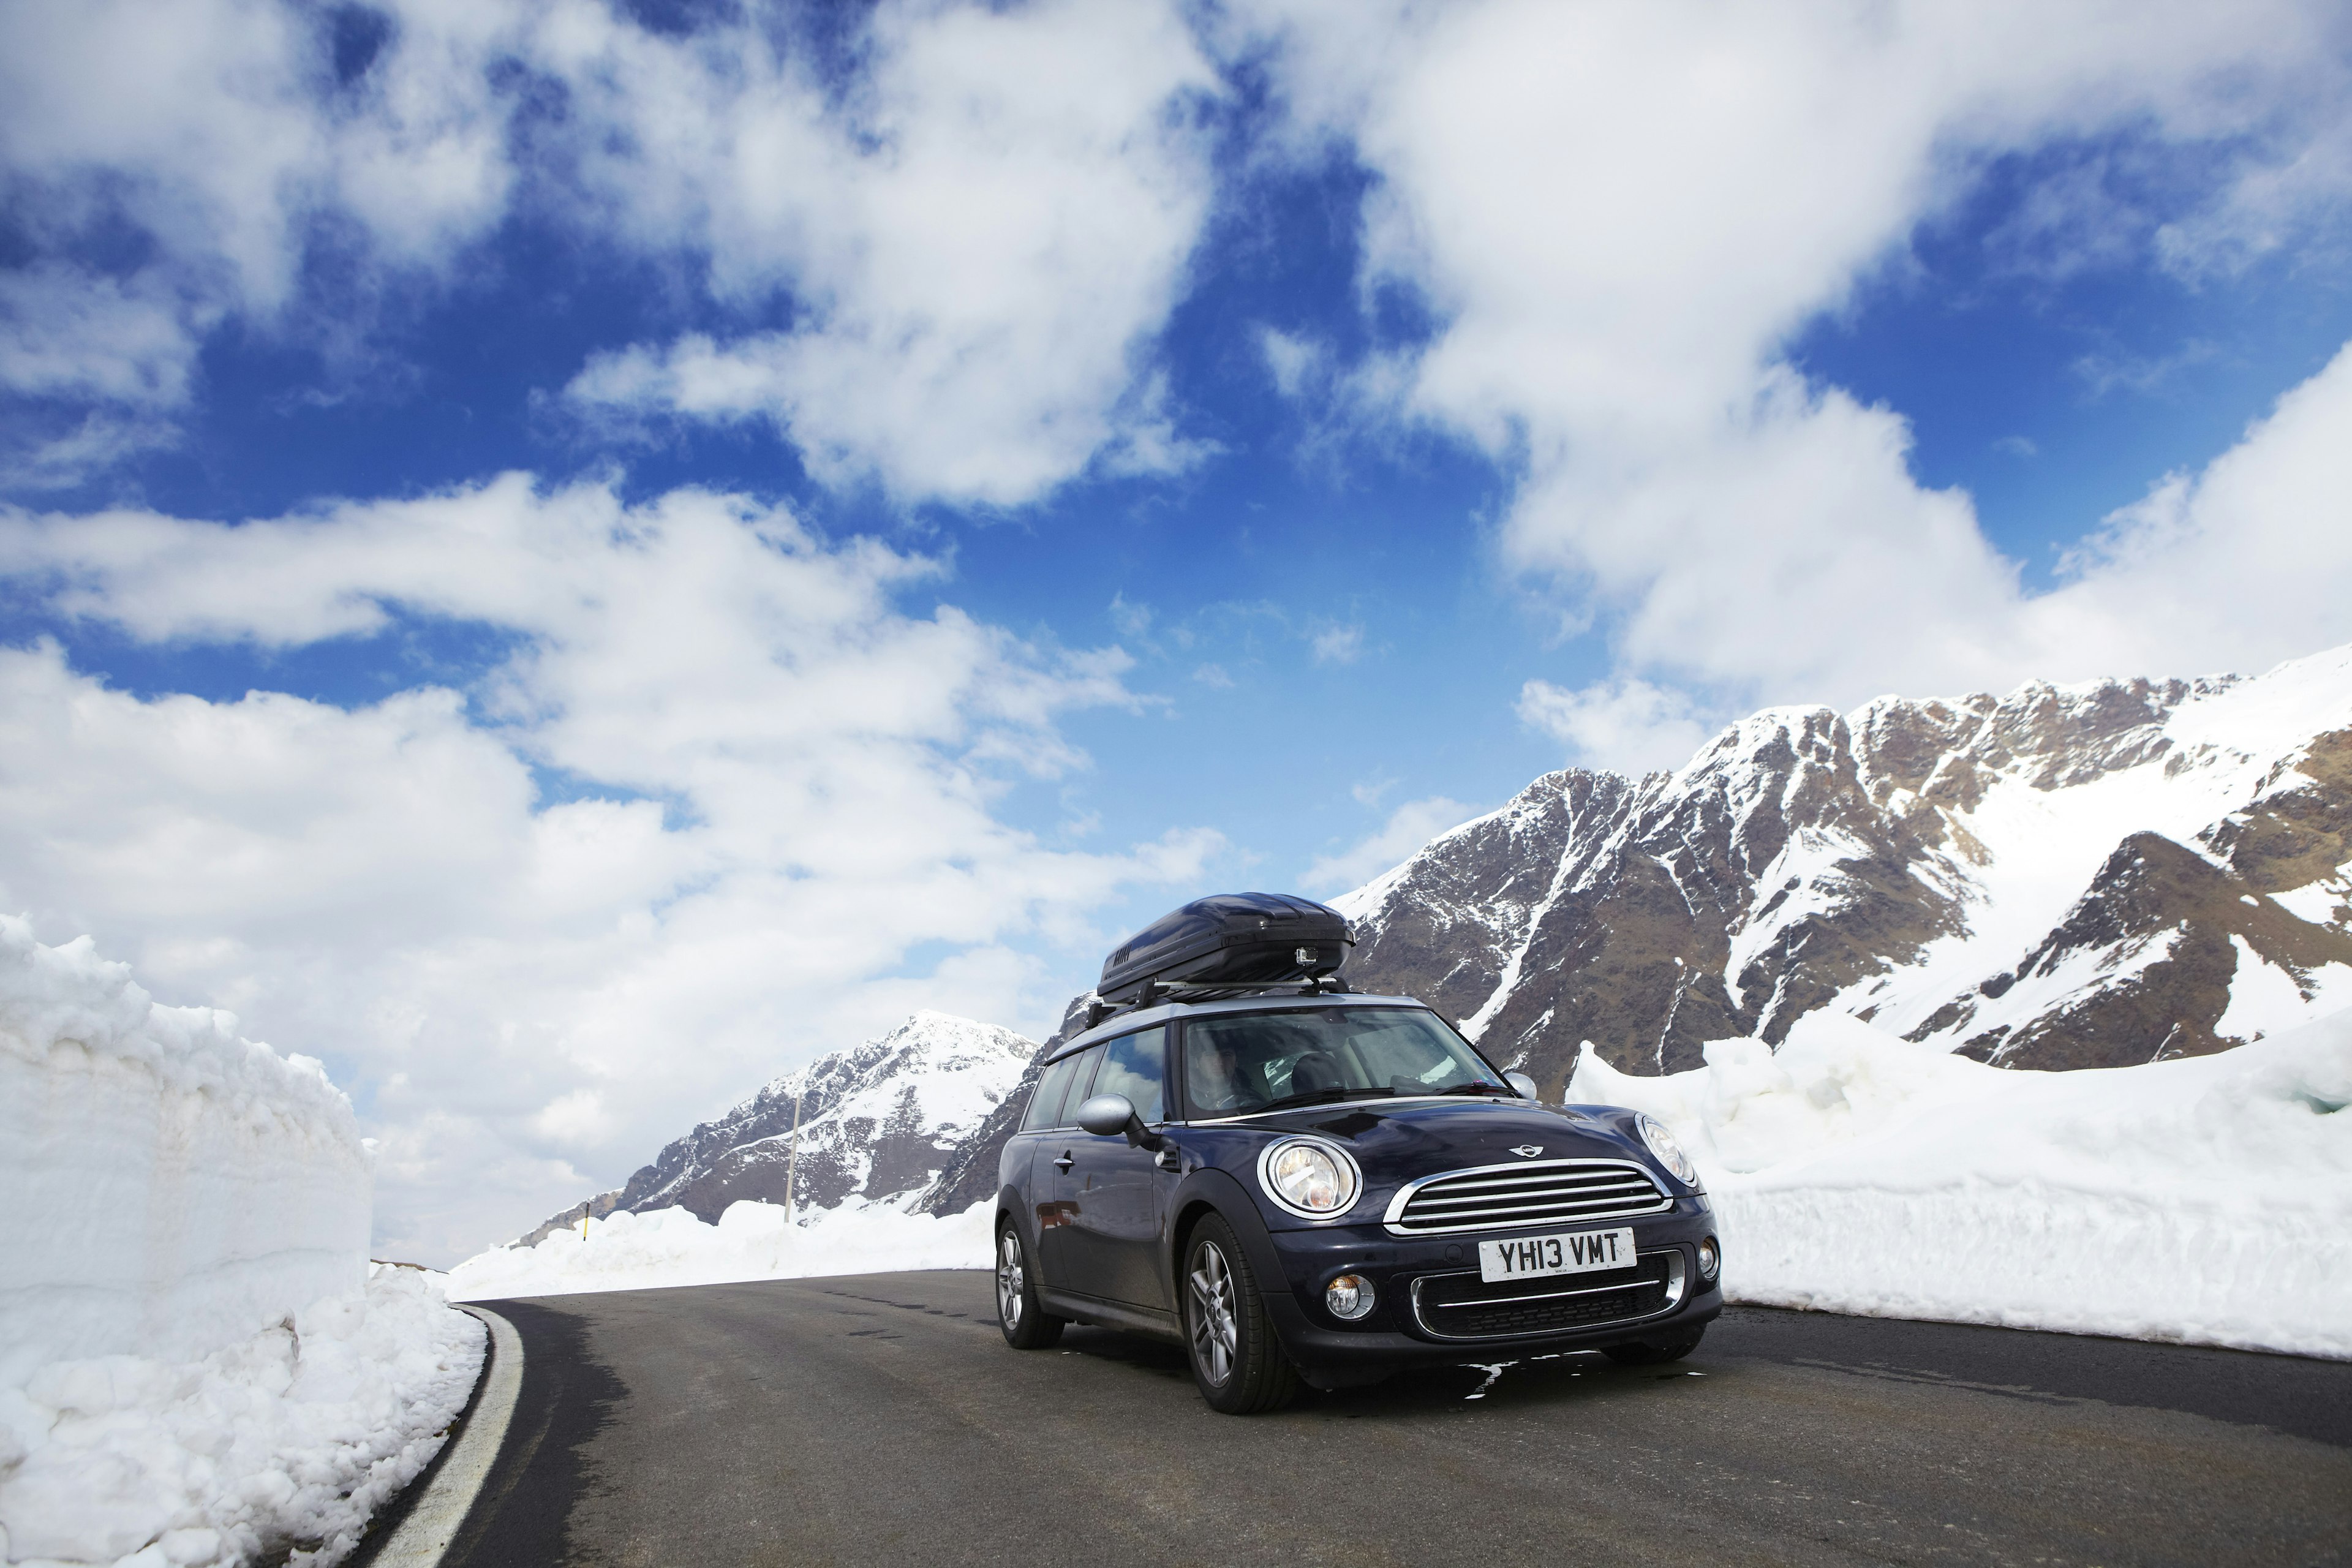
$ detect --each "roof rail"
[1082,974,1350,1030]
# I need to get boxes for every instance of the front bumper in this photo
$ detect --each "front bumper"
[1252,1196,1722,1376]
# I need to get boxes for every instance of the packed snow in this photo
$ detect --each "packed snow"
[0,918,370,1382]
[0,1267,484,1567]
[0,918,486,1566]
[1572,1008,2352,1358]
[449,1195,994,1301]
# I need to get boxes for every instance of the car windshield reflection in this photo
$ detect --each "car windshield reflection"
[1185,1006,1505,1117]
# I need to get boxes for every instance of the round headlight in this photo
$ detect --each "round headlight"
[1325,1273,1376,1320]
[1637,1113,1702,1189]
[1259,1137,1362,1218]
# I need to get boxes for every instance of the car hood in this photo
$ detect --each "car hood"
[1255,1095,1649,1181]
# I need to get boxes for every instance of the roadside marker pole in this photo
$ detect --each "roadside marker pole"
[785,1086,804,1226]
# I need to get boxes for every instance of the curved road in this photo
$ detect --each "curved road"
[385,1270,2349,1567]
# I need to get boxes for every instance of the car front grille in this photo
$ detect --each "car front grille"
[1410,1251,1683,1341]
[1382,1158,1672,1235]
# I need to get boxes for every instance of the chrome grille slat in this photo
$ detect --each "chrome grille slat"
[1383,1157,1671,1236]
[1411,1178,1656,1207]
[1413,1178,1652,1202]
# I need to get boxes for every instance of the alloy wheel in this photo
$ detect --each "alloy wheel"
[998,1231,1025,1329]
[1189,1239,1239,1385]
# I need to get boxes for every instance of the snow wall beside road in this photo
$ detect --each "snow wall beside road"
[1574,1007,2352,1359]
[0,916,371,1387]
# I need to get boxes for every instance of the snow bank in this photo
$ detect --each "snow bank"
[1572,1009,2352,1357]
[0,919,488,1565]
[0,1267,484,1567]
[448,1196,995,1301]
[0,916,369,1384]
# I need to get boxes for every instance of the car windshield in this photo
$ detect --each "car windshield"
[1182,1007,1507,1117]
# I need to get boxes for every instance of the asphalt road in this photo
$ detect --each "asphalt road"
[402,1270,2351,1568]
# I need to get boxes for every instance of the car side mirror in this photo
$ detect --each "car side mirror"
[1506,1071,1541,1101]
[1076,1092,1164,1151]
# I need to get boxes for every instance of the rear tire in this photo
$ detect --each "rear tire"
[1182,1215,1300,1414]
[1602,1325,1705,1365]
[997,1223,1063,1349]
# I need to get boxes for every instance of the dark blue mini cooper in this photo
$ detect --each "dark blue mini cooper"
[993,894,1723,1413]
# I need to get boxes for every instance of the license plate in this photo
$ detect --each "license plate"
[1477,1226,1635,1283]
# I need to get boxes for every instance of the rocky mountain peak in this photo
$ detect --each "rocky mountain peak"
[1341,647,2352,1089]
[516,1011,1034,1242]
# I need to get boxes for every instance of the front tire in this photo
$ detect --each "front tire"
[1182,1215,1299,1414]
[997,1223,1063,1349]
[1602,1325,1705,1365]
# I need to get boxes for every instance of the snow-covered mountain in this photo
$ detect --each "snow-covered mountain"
[518,1011,1034,1242]
[1338,646,2352,1090]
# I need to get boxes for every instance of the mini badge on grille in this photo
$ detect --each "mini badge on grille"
[1510,1145,1543,1158]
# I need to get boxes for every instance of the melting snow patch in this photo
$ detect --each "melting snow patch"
[2216,937,2352,1043]
[1572,1008,2352,1358]
[2272,872,2351,932]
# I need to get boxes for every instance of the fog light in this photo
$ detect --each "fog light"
[1698,1236,1721,1280]
[1325,1273,1376,1320]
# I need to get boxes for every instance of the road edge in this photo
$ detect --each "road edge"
[367,1305,524,1567]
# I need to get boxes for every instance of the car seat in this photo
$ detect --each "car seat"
[1289,1050,1344,1095]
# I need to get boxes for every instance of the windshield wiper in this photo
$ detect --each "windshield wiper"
[1427,1082,1512,1096]
[1255,1085,1397,1112]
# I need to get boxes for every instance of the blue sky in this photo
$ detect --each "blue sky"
[5,0,2351,1257]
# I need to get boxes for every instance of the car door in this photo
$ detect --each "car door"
[1032,1045,1100,1287]
[1058,1026,1174,1311]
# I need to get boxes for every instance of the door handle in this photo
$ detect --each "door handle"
[1054,1152,1074,1172]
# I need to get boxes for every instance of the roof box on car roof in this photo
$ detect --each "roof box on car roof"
[1096,892,1353,1005]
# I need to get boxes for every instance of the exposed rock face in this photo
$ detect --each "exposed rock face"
[1337,648,2352,1093]
[518,1011,1033,1239]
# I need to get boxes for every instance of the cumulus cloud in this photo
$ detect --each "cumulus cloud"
[556,0,1220,504]
[1246,0,2352,707]
[0,0,1219,503]
[1517,677,1713,777]
[1303,795,1482,894]
[0,478,1221,1258]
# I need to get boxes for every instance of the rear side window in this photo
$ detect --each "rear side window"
[1021,1051,1086,1131]
[1089,1027,1166,1126]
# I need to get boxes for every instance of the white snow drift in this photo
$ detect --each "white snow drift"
[0,918,484,1566]
[448,1196,993,1302]
[1573,1008,2352,1358]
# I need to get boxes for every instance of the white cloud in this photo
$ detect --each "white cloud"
[1517,677,1713,777]
[0,477,1222,1259]
[1245,0,2352,709]
[507,0,1224,507]
[0,0,513,447]
[0,0,1221,503]
[1257,325,1326,398]
[1309,621,1366,665]
[1303,795,1482,894]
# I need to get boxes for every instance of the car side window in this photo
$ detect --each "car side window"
[1089,1027,1166,1126]
[1021,1051,1086,1131]
[1053,1045,1105,1127]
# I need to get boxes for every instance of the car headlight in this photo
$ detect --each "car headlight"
[1258,1137,1362,1219]
[1637,1113,1702,1189]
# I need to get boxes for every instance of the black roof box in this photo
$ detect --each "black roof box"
[1098,892,1353,1004]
